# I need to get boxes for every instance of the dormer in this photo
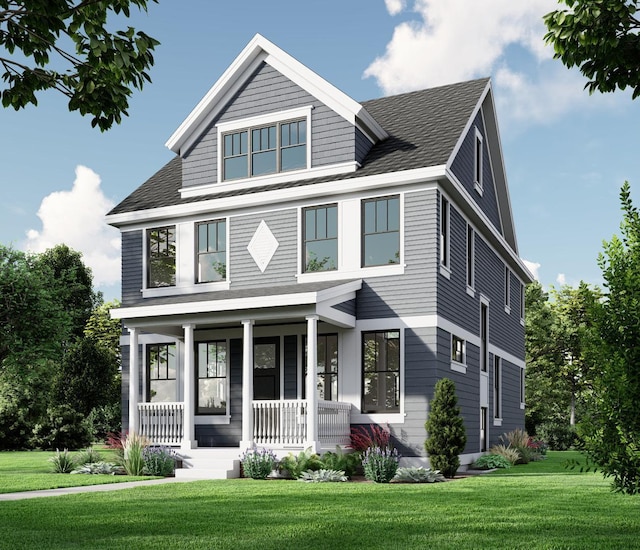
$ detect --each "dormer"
[165,34,388,199]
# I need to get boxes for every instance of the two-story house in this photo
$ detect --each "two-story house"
[107,34,533,478]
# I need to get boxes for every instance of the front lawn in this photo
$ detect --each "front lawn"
[0,451,638,549]
[0,450,157,493]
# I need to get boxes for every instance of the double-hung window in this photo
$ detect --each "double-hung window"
[362,330,400,413]
[362,195,400,267]
[197,341,227,415]
[303,334,338,401]
[147,226,176,288]
[197,220,226,283]
[147,343,177,402]
[451,335,466,365]
[222,118,306,181]
[303,204,337,272]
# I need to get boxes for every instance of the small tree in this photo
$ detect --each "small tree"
[425,378,467,478]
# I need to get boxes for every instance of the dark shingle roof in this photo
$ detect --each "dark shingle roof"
[108,78,488,216]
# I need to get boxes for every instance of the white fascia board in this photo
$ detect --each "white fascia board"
[105,164,447,228]
[315,279,362,303]
[165,33,387,155]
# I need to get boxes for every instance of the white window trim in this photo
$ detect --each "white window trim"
[467,223,475,294]
[451,334,466,373]
[520,282,525,325]
[195,217,230,286]
[504,264,511,314]
[520,366,526,410]
[493,355,502,424]
[216,105,313,186]
[142,225,178,296]
[440,194,450,272]
[194,338,231,424]
[474,127,483,195]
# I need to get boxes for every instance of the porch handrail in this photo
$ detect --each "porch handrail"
[138,402,184,446]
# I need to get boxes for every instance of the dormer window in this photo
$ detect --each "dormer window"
[222,118,307,181]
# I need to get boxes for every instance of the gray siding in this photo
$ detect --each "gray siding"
[229,208,298,289]
[450,111,502,234]
[355,127,373,165]
[493,357,525,436]
[182,62,357,188]
[121,230,143,306]
[332,299,356,316]
[195,338,242,447]
[357,189,438,319]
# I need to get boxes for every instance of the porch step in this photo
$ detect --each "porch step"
[174,448,241,480]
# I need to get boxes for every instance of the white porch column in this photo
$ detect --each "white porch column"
[306,315,319,451]
[182,323,196,450]
[240,319,254,448]
[127,326,139,434]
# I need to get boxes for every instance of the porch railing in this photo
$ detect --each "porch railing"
[252,399,351,447]
[138,402,184,446]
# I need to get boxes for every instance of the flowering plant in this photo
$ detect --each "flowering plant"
[240,447,278,479]
[143,445,177,476]
[362,446,400,483]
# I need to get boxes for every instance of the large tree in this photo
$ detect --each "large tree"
[0,1,159,130]
[544,0,640,98]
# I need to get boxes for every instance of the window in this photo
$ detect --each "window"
[197,341,227,414]
[480,302,488,372]
[362,196,400,267]
[303,334,338,401]
[197,220,226,283]
[520,367,525,406]
[474,129,483,190]
[222,118,306,181]
[147,344,177,402]
[451,335,466,364]
[147,226,176,288]
[303,205,337,272]
[494,356,502,419]
[504,265,511,311]
[520,282,525,320]
[467,224,475,289]
[440,195,450,269]
[362,330,400,413]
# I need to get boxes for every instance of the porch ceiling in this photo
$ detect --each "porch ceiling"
[112,279,361,333]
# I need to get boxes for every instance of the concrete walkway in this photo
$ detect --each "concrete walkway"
[0,477,191,501]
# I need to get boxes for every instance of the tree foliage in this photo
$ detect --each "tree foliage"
[0,1,160,130]
[580,181,640,494]
[544,0,640,98]
[424,378,467,478]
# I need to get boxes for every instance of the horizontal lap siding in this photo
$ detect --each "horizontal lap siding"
[449,111,502,233]
[182,62,355,187]
[355,128,373,165]
[229,208,298,289]
[357,189,438,319]
[121,231,143,306]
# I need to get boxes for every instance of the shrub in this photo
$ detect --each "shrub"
[49,449,76,473]
[362,446,400,483]
[393,467,446,483]
[71,462,122,475]
[122,432,149,476]
[537,421,577,451]
[298,469,348,482]
[489,444,520,465]
[473,454,512,470]
[424,378,467,478]
[240,447,278,479]
[279,447,324,479]
[321,448,361,478]
[350,424,391,452]
[31,404,93,450]
[76,446,103,466]
[86,403,121,442]
[143,446,176,476]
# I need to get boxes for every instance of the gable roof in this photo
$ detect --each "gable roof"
[109,78,489,216]
[165,33,387,156]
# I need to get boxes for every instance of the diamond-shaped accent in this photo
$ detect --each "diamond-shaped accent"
[247,220,279,273]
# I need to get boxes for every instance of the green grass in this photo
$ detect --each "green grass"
[0,451,638,549]
[0,450,157,493]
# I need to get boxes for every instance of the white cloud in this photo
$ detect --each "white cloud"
[556,273,566,285]
[385,0,406,16]
[364,0,607,124]
[522,259,541,281]
[25,165,121,287]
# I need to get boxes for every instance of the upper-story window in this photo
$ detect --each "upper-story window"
[362,195,400,267]
[147,226,176,288]
[467,224,475,289]
[197,220,226,283]
[303,204,337,272]
[440,195,450,270]
[222,118,307,181]
[474,128,483,192]
[504,265,511,312]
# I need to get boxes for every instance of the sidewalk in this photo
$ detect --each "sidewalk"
[0,477,189,501]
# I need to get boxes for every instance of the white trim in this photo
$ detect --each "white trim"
[467,223,475,291]
[106,165,446,227]
[488,344,525,370]
[440,193,450,270]
[451,361,467,374]
[143,281,230,299]
[194,415,231,425]
[474,126,483,193]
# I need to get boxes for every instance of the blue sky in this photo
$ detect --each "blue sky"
[2,0,639,301]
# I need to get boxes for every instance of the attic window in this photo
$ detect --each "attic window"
[222,118,307,181]
[474,127,483,193]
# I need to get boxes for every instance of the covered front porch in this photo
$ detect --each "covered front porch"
[114,280,362,455]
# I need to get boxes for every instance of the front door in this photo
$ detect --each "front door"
[253,337,280,400]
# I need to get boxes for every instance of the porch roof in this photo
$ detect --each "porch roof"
[111,279,361,331]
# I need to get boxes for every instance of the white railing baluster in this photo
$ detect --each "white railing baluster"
[137,402,184,446]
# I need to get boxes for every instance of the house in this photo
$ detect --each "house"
[107,34,533,478]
